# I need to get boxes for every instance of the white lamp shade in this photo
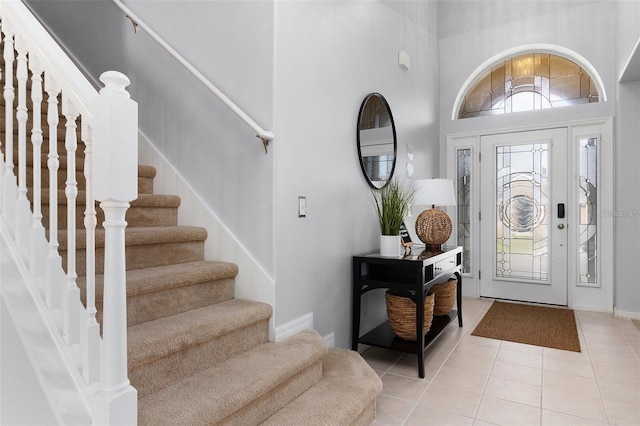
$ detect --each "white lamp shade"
[413,179,456,207]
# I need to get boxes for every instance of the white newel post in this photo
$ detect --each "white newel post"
[92,71,138,425]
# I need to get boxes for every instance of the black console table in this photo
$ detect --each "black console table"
[351,246,463,378]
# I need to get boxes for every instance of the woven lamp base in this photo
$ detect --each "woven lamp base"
[415,208,452,249]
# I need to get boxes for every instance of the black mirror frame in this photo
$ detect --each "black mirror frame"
[356,93,398,190]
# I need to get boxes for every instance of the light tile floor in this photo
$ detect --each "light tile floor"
[360,297,640,426]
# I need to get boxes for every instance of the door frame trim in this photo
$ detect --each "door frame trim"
[446,117,614,313]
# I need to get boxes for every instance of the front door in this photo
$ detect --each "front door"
[479,128,568,305]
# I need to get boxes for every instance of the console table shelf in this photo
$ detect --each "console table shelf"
[351,246,463,378]
[358,311,458,354]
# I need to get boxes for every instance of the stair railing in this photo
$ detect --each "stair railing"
[111,0,275,154]
[0,0,137,423]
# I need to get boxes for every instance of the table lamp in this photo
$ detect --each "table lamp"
[413,179,457,251]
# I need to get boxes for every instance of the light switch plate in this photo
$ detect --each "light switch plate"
[298,196,306,217]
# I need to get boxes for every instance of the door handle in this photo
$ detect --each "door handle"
[557,223,565,230]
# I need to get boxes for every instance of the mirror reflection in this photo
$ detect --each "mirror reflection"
[357,93,397,189]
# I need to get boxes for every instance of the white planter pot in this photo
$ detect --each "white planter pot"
[379,234,401,257]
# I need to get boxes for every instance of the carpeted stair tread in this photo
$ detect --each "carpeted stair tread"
[261,348,383,426]
[98,260,238,299]
[39,190,180,208]
[128,299,272,398]
[60,225,207,275]
[58,225,207,249]
[40,191,179,229]
[128,299,272,368]
[138,329,328,425]
[79,261,238,325]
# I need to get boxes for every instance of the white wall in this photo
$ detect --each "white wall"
[273,1,440,347]
[615,1,640,317]
[437,0,640,316]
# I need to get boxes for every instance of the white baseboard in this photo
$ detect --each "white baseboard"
[322,332,335,348]
[614,308,640,320]
[274,313,313,343]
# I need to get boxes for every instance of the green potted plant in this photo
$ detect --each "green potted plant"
[372,180,416,256]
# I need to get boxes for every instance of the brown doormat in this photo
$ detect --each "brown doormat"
[472,301,581,352]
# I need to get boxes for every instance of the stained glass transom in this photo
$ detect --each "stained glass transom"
[459,53,600,119]
[495,143,549,281]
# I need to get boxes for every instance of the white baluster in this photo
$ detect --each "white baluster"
[2,28,15,230]
[92,71,138,425]
[45,74,63,310]
[82,123,100,388]
[15,36,31,253]
[29,54,47,292]
[0,56,4,207]
[62,96,80,346]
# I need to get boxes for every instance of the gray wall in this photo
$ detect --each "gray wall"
[615,1,640,315]
[272,1,440,346]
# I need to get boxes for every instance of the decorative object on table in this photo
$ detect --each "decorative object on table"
[399,222,413,256]
[385,290,435,340]
[356,93,397,189]
[372,180,416,257]
[430,278,457,316]
[413,179,457,251]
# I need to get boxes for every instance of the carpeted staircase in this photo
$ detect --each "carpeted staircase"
[4,75,382,424]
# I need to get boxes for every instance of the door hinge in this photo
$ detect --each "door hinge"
[478,270,481,279]
[478,211,481,221]
[479,152,482,162]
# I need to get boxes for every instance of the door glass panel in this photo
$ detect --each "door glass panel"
[578,136,598,285]
[456,148,472,274]
[495,143,549,281]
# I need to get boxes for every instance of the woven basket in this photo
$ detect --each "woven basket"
[430,278,457,316]
[385,291,435,340]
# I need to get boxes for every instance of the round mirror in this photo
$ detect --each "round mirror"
[357,93,397,189]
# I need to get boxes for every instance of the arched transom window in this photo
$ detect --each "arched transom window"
[458,53,601,119]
